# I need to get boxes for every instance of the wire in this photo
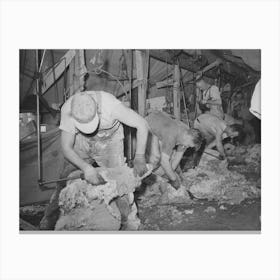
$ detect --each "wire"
[88,68,128,99]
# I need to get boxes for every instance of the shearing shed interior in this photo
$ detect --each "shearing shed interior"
[19,49,261,231]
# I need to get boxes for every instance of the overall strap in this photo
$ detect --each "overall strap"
[205,85,212,99]
[94,91,102,115]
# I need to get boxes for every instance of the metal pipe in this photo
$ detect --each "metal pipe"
[35,50,41,183]
[35,49,46,184]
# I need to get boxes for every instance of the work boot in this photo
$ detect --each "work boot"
[115,196,130,227]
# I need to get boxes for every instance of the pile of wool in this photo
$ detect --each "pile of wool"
[55,165,152,231]
[244,144,261,173]
[227,144,261,177]
[244,144,261,164]
[137,175,192,208]
[58,165,141,214]
[182,153,260,205]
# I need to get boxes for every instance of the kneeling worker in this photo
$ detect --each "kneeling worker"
[145,111,203,190]
[40,90,149,230]
[194,113,240,160]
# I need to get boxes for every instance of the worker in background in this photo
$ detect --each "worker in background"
[194,113,241,160]
[250,79,261,120]
[195,74,224,120]
[145,111,203,190]
[40,90,149,230]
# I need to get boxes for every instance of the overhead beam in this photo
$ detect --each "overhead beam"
[150,50,198,73]
[156,77,174,89]
[39,50,76,95]
[200,58,222,74]
[150,50,221,79]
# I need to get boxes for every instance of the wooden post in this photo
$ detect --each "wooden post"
[195,87,202,118]
[173,64,181,119]
[68,55,75,97]
[135,50,149,116]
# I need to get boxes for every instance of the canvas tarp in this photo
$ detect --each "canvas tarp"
[20,128,63,205]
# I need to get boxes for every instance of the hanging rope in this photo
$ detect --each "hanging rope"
[87,68,128,99]
[88,50,128,98]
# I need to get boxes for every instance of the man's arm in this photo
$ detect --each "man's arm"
[215,132,225,158]
[170,147,187,171]
[61,131,102,184]
[161,153,177,181]
[112,103,149,156]
[112,103,149,176]
[205,131,225,158]
[61,131,89,171]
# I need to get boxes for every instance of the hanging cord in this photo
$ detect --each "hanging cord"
[87,50,128,99]
[87,68,128,99]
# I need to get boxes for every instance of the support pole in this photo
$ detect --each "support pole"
[35,50,42,183]
[135,50,149,116]
[173,64,181,119]
[35,49,46,185]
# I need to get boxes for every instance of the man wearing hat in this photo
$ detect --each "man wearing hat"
[40,90,149,230]
[195,73,224,120]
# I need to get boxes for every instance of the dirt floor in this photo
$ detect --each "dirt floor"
[137,199,260,231]
[21,198,261,231]
[136,144,261,231]
[20,145,261,232]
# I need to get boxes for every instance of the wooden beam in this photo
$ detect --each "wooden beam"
[68,53,76,96]
[150,50,216,79]
[156,77,174,89]
[135,50,149,116]
[200,58,222,74]
[173,64,181,119]
[195,87,202,118]
[40,50,76,95]
[150,50,197,73]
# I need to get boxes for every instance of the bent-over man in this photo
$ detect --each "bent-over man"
[145,111,203,190]
[194,113,240,160]
[40,91,149,230]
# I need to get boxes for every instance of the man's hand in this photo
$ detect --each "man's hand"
[133,154,148,177]
[83,165,106,185]
[219,154,226,160]
[169,176,181,190]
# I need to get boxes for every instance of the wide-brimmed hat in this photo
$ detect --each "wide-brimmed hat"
[71,92,100,134]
